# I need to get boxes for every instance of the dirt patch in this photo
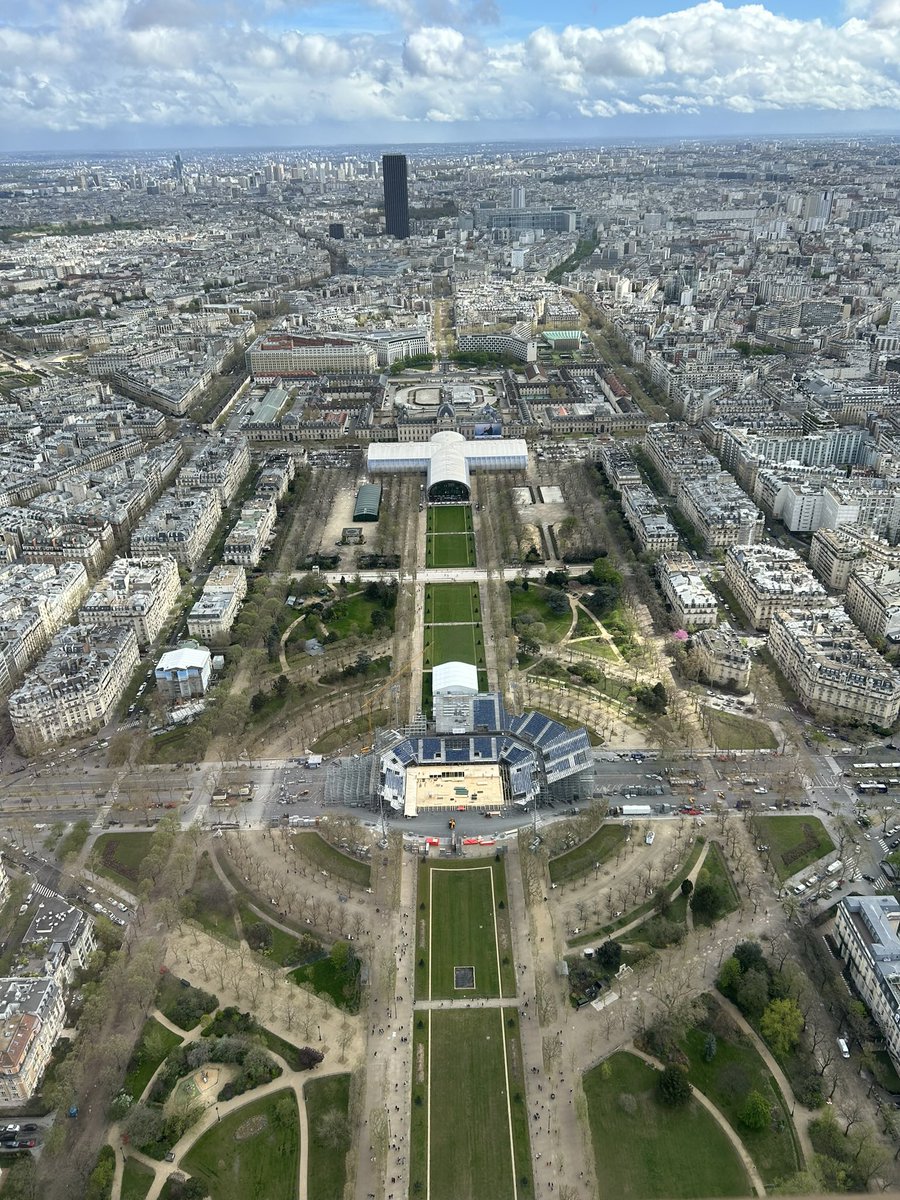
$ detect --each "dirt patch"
[416,1042,425,1085]
[418,917,426,949]
[507,1033,521,1080]
[234,1113,268,1141]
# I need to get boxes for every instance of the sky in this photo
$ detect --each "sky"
[2,0,900,150]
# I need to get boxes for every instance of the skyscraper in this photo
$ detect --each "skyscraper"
[382,154,410,240]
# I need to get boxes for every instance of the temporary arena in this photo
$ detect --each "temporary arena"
[378,693,594,817]
[367,430,528,501]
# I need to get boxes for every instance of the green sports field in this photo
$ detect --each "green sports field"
[425,583,481,624]
[410,1008,532,1200]
[428,505,473,534]
[426,531,476,568]
[423,623,486,670]
[417,859,516,1001]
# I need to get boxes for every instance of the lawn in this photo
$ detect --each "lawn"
[293,831,372,888]
[508,584,571,642]
[548,823,629,885]
[583,1051,750,1199]
[428,505,473,534]
[183,1089,299,1200]
[310,709,388,755]
[123,1016,183,1101]
[189,852,239,942]
[234,898,308,965]
[325,591,395,639]
[423,622,486,669]
[304,1074,352,1200]
[753,814,835,882]
[426,531,476,568]
[682,1020,800,1186]
[702,707,777,751]
[695,840,741,923]
[290,954,361,1013]
[92,831,155,889]
[410,1008,532,1200]
[418,859,516,1001]
[121,1158,155,1200]
[425,583,481,624]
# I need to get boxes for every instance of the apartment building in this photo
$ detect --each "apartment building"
[0,978,65,1108]
[658,554,718,630]
[810,525,900,592]
[621,486,679,554]
[22,895,96,987]
[187,564,247,641]
[222,497,277,568]
[0,562,90,694]
[834,895,900,1071]
[724,545,829,631]
[130,490,222,571]
[256,454,296,502]
[845,565,900,644]
[247,333,378,377]
[178,437,251,508]
[8,623,140,754]
[456,326,537,363]
[692,624,752,690]
[596,440,642,491]
[678,475,765,552]
[80,556,180,648]
[768,607,900,727]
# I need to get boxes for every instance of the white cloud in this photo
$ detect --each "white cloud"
[4,0,900,136]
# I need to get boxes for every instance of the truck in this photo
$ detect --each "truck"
[612,804,653,818]
[826,859,843,875]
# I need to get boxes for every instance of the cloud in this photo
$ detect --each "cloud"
[4,0,900,137]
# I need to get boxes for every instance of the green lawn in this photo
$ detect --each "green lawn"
[234,898,308,966]
[293,831,371,888]
[695,841,741,923]
[423,622,485,669]
[418,859,516,1000]
[583,1051,750,1199]
[182,1089,299,1200]
[753,814,835,882]
[121,1158,155,1200]
[325,591,395,639]
[304,1074,352,1200]
[426,532,476,568]
[682,1021,800,1186]
[92,831,155,889]
[123,1016,183,1101]
[508,584,572,642]
[425,583,481,624]
[548,824,629,885]
[290,954,361,1013]
[702,707,777,751]
[411,1008,532,1200]
[310,710,388,756]
[428,505,473,534]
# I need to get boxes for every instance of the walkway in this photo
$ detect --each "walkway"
[629,1047,766,1197]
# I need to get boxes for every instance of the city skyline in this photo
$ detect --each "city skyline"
[4,0,900,150]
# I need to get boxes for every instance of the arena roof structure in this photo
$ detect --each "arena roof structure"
[367,431,528,501]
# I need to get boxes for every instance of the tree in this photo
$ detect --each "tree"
[734,941,765,974]
[317,1106,350,1148]
[680,878,694,898]
[691,877,726,922]
[718,955,742,996]
[739,1090,771,1131]
[596,941,622,971]
[760,998,804,1057]
[273,1095,296,1129]
[657,1065,691,1106]
[736,968,770,1020]
[123,1101,165,1149]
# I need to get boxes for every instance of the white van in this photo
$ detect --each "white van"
[838,1037,850,1059]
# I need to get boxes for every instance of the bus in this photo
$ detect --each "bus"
[857,781,887,794]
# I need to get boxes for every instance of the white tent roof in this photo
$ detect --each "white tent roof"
[156,648,210,672]
[433,660,479,695]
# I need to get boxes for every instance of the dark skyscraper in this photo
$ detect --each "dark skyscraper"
[382,153,409,240]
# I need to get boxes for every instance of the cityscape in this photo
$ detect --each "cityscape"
[7,51,900,1200]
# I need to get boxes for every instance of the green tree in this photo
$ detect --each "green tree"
[691,877,726,922]
[739,1090,771,1131]
[123,1101,165,1149]
[681,878,694,898]
[596,940,622,971]
[734,941,765,973]
[718,955,742,995]
[760,998,804,1057]
[657,1064,691,1106]
[736,967,770,1020]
